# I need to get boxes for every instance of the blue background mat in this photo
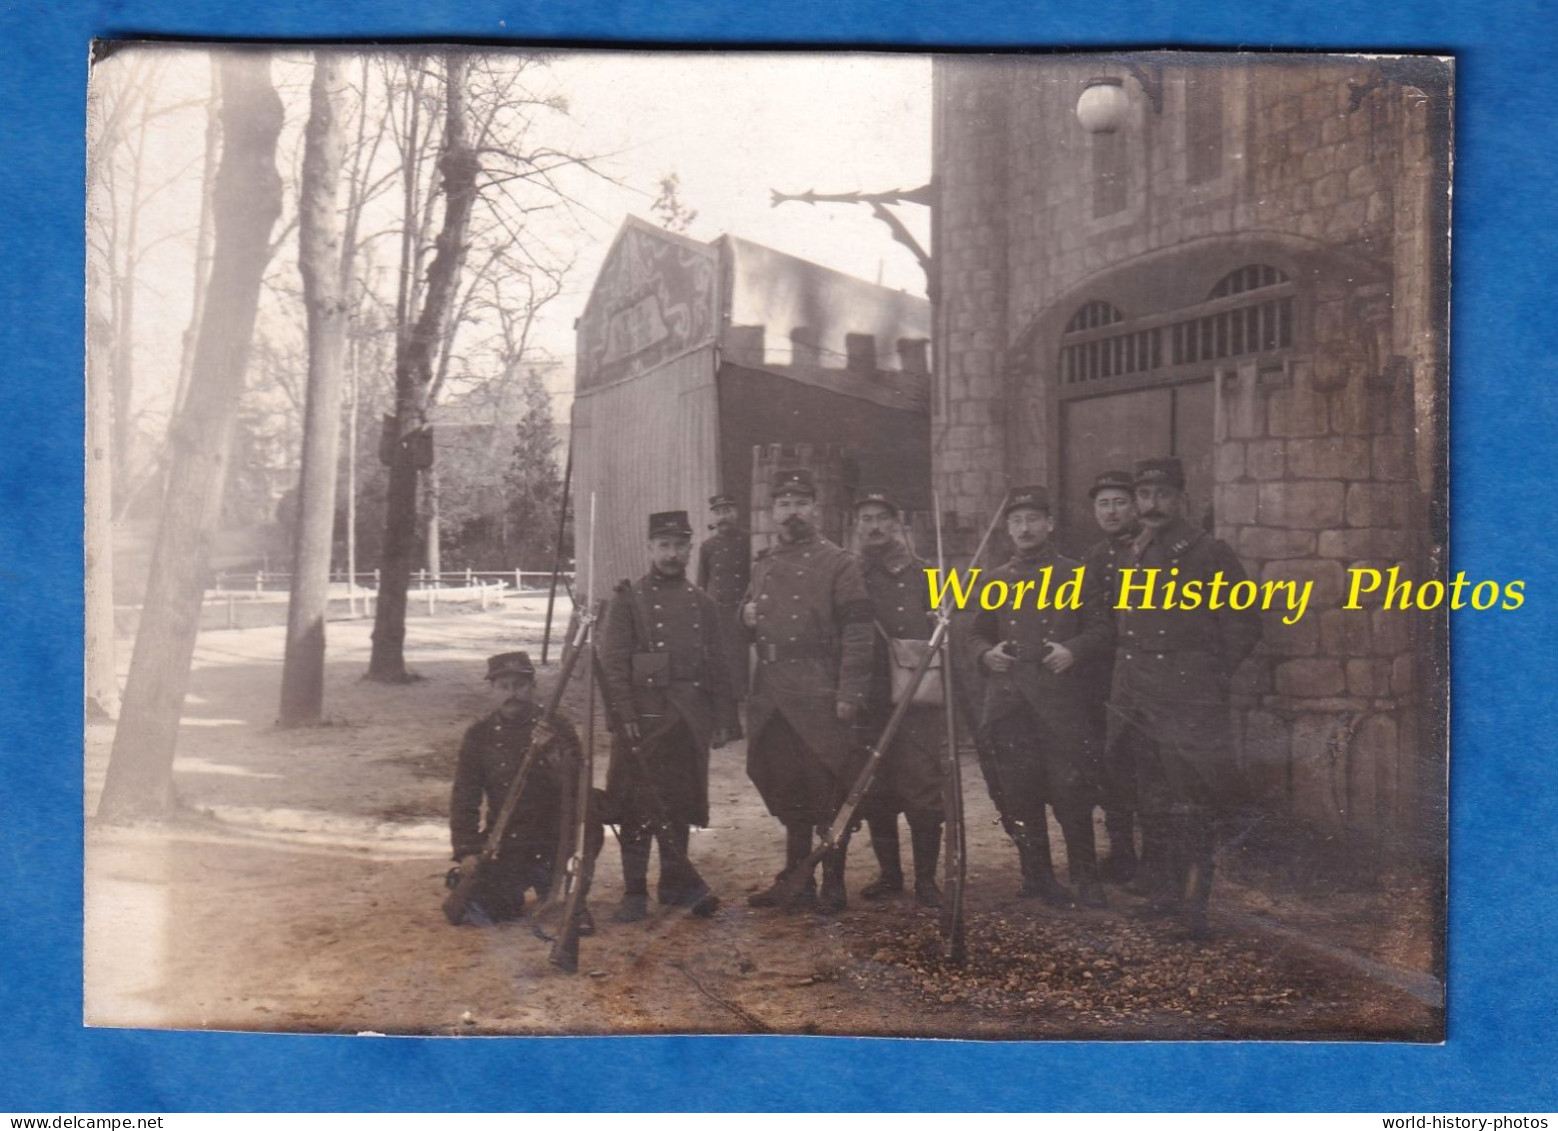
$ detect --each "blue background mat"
[3,0,1555,1113]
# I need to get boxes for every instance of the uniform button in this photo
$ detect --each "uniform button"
[656,622,664,628]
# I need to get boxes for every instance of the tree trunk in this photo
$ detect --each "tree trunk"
[425,466,442,578]
[172,55,221,419]
[278,53,351,727]
[86,301,119,720]
[367,53,478,681]
[97,53,285,821]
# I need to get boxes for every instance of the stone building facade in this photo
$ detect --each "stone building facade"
[931,55,1448,853]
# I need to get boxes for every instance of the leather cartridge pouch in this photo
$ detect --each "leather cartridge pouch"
[880,627,945,708]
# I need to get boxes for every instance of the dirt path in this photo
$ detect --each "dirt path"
[85,602,1441,1039]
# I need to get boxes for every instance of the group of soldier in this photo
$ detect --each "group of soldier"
[448,455,1261,944]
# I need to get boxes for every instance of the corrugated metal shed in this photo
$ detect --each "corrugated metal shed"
[573,216,931,594]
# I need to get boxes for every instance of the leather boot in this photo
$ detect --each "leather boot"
[748,823,816,909]
[1060,809,1107,909]
[817,827,850,915]
[619,824,651,899]
[860,816,905,899]
[656,823,693,906]
[1100,808,1139,884]
[1130,813,1177,907]
[909,816,943,909]
[1008,817,1075,908]
[1181,817,1216,940]
[1144,812,1192,917]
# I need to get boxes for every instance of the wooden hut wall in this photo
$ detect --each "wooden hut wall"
[716,363,932,543]
[572,347,720,596]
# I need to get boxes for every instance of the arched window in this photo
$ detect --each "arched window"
[1059,265,1297,387]
[1064,301,1124,333]
[1208,264,1289,299]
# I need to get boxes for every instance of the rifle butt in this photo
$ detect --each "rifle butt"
[442,865,483,926]
[547,911,582,973]
[758,844,830,907]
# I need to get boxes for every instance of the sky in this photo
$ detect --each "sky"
[90,48,933,436]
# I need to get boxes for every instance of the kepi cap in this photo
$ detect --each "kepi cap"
[708,493,738,510]
[648,510,694,539]
[853,487,900,516]
[1003,485,1052,517]
[486,651,536,681]
[770,467,817,499]
[1134,457,1187,490]
[1089,469,1136,498]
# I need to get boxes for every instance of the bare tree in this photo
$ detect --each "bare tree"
[278,53,352,726]
[367,52,480,681]
[98,52,287,821]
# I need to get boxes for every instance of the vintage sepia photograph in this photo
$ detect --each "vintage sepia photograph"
[84,45,1450,1040]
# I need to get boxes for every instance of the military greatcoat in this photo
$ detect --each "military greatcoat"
[744,532,875,819]
[598,570,737,828]
[1107,516,1262,813]
[1077,524,1139,696]
[966,543,1111,818]
[697,524,752,695]
[859,540,944,818]
[450,702,580,860]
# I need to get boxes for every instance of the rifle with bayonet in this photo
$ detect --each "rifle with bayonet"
[936,492,1010,958]
[751,493,1010,911]
[545,494,600,974]
[441,602,593,926]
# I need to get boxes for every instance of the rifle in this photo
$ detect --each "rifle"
[547,494,599,974]
[934,491,968,962]
[590,650,719,914]
[751,491,1011,912]
[441,601,593,926]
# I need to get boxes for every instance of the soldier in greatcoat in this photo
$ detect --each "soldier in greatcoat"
[448,651,603,930]
[1078,469,1142,885]
[598,510,737,923]
[967,486,1111,909]
[697,493,751,736]
[1107,457,1261,937]
[852,488,945,908]
[743,468,875,914]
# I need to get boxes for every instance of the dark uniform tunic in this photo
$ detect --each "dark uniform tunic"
[745,532,875,826]
[598,569,737,829]
[697,525,751,700]
[859,541,944,819]
[1080,524,1141,818]
[449,702,597,920]
[1106,516,1262,816]
[967,543,1110,826]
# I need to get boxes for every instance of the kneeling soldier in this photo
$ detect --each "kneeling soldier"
[448,651,603,929]
[853,488,945,908]
[599,510,736,923]
[968,487,1110,909]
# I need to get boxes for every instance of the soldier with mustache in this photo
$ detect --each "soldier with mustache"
[742,468,875,915]
[1106,458,1261,938]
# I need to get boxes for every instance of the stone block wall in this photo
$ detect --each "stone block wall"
[932,55,1442,851]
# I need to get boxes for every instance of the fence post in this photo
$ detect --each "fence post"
[427,584,435,616]
[515,568,522,592]
[255,570,264,594]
